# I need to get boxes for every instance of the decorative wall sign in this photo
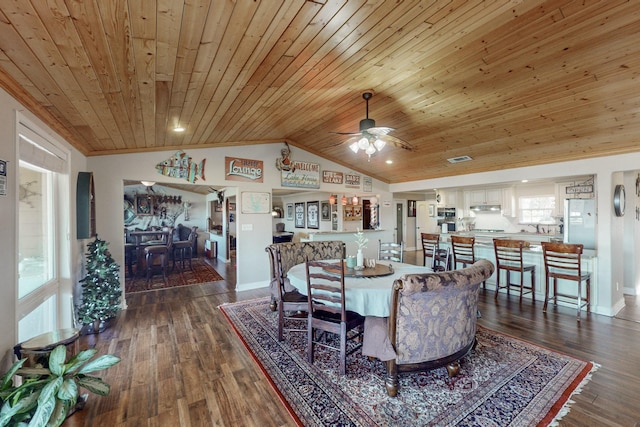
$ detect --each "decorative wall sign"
[241,192,270,214]
[286,203,294,220]
[281,161,320,189]
[307,201,319,229]
[225,157,263,182]
[363,176,372,192]
[294,202,305,228]
[345,173,360,188]
[0,159,6,197]
[275,143,294,171]
[321,201,331,221]
[322,170,344,184]
[156,150,205,183]
[566,184,594,194]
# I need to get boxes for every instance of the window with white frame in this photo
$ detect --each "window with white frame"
[519,196,556,223]
[17,119,68,342]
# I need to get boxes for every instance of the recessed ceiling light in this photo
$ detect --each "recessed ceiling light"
[385,159,393,164]
[521,179,529,183]
[173,126,185,132]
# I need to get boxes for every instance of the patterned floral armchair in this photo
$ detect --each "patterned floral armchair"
[385,259,495,397]
[265,241,345,311]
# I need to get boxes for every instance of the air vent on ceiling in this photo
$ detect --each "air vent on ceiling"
[447,155,473,163]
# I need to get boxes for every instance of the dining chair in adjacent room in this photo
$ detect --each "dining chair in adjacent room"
[541,242,591,321]
[420,233,449,271]
[274,246,308,341]
[144,227,174,282]
[378,240,404,263]
[450,235,485,288]
[172,226,198,271]
[306,259,365,375]
[493,239,536,303]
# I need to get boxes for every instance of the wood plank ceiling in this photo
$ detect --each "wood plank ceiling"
[1,0,639,184]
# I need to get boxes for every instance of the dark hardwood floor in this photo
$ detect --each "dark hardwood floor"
[66,252,640,426]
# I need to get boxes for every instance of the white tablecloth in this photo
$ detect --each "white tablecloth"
[288,261,432,361]
[287,261,432,318]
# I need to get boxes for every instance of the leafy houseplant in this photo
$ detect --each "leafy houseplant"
[76,236,122,333]
[0,345,120,426]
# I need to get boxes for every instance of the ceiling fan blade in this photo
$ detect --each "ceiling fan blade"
[330,131,363,136]
[381,134,414,151]
[365,126,394,136]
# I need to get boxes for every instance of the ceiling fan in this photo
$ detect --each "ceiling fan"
[332,92,413,160]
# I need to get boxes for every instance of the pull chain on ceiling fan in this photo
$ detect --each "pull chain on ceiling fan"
[331,92,413,161]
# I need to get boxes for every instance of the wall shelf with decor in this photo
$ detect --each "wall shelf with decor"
[343,203,363,221]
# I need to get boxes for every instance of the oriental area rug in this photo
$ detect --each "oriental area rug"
[220,297,597,427]
[125,257,223,293]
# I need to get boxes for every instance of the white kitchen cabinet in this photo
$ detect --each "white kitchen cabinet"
[468,189,502,205]
[437,190,459,207]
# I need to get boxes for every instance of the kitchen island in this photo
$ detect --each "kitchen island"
[439,231,597,311]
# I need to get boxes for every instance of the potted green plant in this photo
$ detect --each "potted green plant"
[0,344,120,426]
[76,235,122,333]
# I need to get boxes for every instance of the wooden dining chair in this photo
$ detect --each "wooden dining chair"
[493,239,535,303]
[274,245,307,341]
[378,240,404,263]
[541,242,591,321]
[451,235,485,288]
[306,259,365,375]
[420,233,449,271]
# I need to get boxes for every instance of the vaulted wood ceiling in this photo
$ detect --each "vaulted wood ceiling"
[1,1,639,184]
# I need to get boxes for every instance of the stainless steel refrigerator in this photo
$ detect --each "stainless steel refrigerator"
[563,199,596,249]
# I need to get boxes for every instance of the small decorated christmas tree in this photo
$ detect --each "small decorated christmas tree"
[76,235,121,332]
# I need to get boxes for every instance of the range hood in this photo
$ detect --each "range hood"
[470,205,501,213]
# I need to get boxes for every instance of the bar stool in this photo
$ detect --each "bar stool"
[173,226,198,270]
[450,235,485,288]
[541,242,591,321]
[420,233,449,271]
[145,228,173,281]
[493,239,536,303]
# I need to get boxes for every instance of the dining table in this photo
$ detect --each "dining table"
[287,260,432,361]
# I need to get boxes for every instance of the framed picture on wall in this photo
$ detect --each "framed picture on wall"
[307,201,319,229]
[321,201,331,221]
[408,200,416,217]
[429,203,436,217]
[135,195,153,216]
[294,202,305,228]
[286,203,294,220]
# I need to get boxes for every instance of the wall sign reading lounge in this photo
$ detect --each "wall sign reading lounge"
[225,157,264,182]
[281,161,320,189]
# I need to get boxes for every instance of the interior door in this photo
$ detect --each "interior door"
[416,201,429,249]
[395,203,403,244]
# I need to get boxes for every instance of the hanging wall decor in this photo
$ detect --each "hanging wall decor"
[156,150,206,183]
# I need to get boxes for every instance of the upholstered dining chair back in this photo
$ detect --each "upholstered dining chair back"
[384,259,495,397]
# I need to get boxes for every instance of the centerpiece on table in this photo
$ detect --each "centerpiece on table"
[354,228,368,269]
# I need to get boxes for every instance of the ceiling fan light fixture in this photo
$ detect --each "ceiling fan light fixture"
[358,137,369,150]
[374,138,386,151]
[365,144,376,156]
[349,142,360,153]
